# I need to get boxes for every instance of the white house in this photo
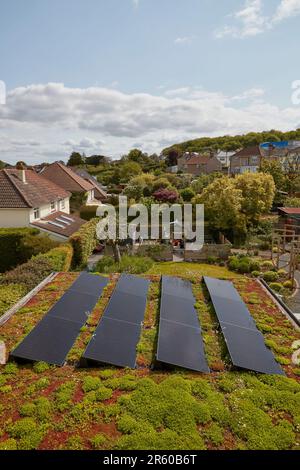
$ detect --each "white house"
[0,168,86,241]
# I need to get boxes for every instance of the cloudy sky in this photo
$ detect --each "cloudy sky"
[1,0,300,164]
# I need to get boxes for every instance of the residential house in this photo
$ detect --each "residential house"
[74,168,109,202]
[215,150,235,169]
[40,162,101,206]
[0,168,86,241]
[230,145,262,174]
[177,152,222,176]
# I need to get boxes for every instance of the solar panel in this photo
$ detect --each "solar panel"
[203,277,284,376]
[47,291,99,324]
[10,316,81,366]
[82,274,150,368]
[10,273,109,366]
[220,322,285,375]
[104,291,148,325]
[82,317,141,368]
[160,294,200,328]
[156,276,209,373]
[157,319,209,373]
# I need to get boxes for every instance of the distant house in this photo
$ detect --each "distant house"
[230,141,300,175]
[215,151,235,169]
[177,153,222,176]
[40,162,101,206]
[74,168,109,202]
[0,168,85,241]
[278,207,300,234]
[230,145,262,174]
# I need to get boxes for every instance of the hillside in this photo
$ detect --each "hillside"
[162,129,300,156]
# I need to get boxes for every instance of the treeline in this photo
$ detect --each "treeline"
[162,128,300,158]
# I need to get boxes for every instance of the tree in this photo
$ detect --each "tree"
[120,161,142,181]
[67,152,84,166]
[180,188,195,202]
[123,185,144,201]
[260,159,286,192]
[195,177,246,237]
[234,173,276,224]
[153,188,179,203]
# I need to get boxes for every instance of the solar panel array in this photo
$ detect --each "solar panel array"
[10,273,108,366]
[82,274,150,368]
[156,276,210,373]
[203,276,284,375]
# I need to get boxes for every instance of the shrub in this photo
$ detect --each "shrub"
[36,244,73,272]
[269,282,284,293]
[4,362,18,375]
[180,188,195,202]
[80,205,99,221]
[70,218,99,268]
[251,271,260,278]
[55,381,75,411]
[228,256,260,274]
[263,271,279,282]
[0,227,39,272]
[283,280,293,289]
[0,257,53,291]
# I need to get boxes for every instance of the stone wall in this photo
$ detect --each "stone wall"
[184,243,231,262]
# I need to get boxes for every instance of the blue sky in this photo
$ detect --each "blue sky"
[1,0,300,163]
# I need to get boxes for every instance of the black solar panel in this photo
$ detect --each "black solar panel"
[10,316,81,366]
[156,276,209,373]
[157,319,209,373]
[220,322,285,375]
[10,273,109,366]
[47,291,99,324]
[203,276,284,376]
[82,274,150,368]
[160,294,200,328]
[104,291,148,325]
[82,317,141,368]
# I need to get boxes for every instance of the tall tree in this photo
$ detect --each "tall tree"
[67,152,85,166]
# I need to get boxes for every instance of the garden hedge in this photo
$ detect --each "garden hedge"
[69,218,98,268]
[79,205,99,221]
[0,228,40,273]
[0,244,73,294]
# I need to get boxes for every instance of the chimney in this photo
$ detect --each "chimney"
[16,162,27,184]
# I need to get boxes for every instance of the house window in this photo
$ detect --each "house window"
[50,201,56,212]
[33,208,40,220]
[60,199,65,210]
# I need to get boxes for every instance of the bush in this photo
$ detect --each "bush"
[82,376,101,392]
[0,258,53,291]
[269,282,284,293]
[180,188,195,202]
[263,271,279,282]
[0,227,40,273]
[94,255,153,275]
[36,244,73,272]
[228,256,260,274]
[70,219,99,268]
[251,271,260,278]
[33,362,50,374]
[96,387,113,401]
[80,205,99,221]
[283,280,293,289]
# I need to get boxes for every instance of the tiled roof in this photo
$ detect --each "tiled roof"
[186,155,210,165]
[74,168,108,199]
[41,162,95,192]
[0,169,70,209]
[278,207,300,215]
[232,145,261,158]
[31,211,86,238]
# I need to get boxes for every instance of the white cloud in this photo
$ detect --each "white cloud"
[215,0,300,38]
[1,82,300,164]
[174,36,193,45]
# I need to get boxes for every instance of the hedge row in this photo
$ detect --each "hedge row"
[79,205,98,221]
[70,218,98,268]
[0,228,40,273]
[0,244,73,292]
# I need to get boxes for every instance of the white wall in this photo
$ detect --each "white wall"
[0,209,30,227]
[29,197,70,223]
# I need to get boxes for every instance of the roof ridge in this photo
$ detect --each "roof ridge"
[55,162,94,190]
[3,169,32,208]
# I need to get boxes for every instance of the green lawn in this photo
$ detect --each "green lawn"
[147,262,241,279]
